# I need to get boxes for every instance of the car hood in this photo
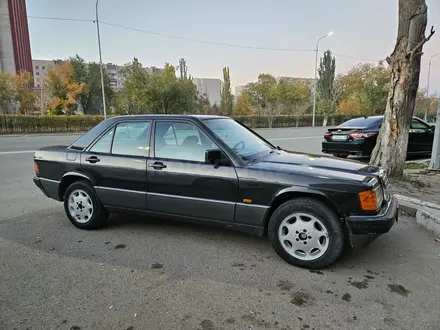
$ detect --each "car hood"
[249,150,379,182]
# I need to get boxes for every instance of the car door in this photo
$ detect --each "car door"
[146,119,238,222]
[409,118,434,153]
[81,120,151,210]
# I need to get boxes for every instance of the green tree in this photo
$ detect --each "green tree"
[85,62,114,115]
[276,79,311,126]
[338,62,390,116]
[234,91,254,115]
[0,72,14,113]
[69,55,113,115]
[196,93,210,114]
[119,58,150,114]
[119,59,199,115]
[220,67,233,115]
[11,71,39,115]
[317,50,338,126]
[247,74,279,127]
[178,58,188,79]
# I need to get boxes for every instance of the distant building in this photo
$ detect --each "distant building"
[276,77,314,85]
[0,0,32,75]
[32,60,55,88]
[105,63,125,91]
[105,63,164,91]
[234,85,248,98]
[145,66,164,76]
[193,78,221,106]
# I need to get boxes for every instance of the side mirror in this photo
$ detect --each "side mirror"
[205,149,230,168]
[430,125,435,132]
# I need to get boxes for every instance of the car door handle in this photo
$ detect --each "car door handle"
[85,156,100,163]
[149,162,167,170]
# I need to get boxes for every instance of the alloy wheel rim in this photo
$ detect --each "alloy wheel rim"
[278,212,330,261]
[68,189,94,224]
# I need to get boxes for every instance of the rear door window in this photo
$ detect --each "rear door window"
[111,121,151,156]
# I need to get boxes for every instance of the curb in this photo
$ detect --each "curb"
[395,194,440,237]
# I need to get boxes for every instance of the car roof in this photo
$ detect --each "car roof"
[111,114,228,120]
[69,114,230,150]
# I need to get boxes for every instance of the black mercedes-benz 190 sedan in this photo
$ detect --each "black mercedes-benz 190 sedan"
[33,115,397,269]
[322,115,435,159]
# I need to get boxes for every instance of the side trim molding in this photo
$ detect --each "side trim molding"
[40,177,60,184]
[94,186,146,195]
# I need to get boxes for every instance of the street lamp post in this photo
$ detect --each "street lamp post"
[312,31,333,127]
[425,52,440,122]
[95,0,107,119]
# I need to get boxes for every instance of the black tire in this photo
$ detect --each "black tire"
[333,153,348,159]
[268,198,345,269]
[63,180,109,230]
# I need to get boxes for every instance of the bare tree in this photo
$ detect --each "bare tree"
[370,0,435,176]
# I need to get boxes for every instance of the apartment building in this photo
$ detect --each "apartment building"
[0,0,32,75]
[193,78,221,106]
[32,59,55,87]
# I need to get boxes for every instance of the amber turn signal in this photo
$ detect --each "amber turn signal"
[358,190,377,211]
[34,161,39,174]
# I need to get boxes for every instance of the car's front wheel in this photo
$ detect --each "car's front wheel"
[268,198,345,269]
[63,180,109,230]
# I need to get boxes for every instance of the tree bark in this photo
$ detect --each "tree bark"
[370,0,434,177]
[322,114,328,128]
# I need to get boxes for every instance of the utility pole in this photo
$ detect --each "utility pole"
[95,0,107,119]
[425,53,440,121]
[312,31,333,127]
[429,99,440,170]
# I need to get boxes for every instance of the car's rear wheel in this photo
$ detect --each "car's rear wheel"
[64,180,108,230]
[333,153,348,159]
[268,198,345,269]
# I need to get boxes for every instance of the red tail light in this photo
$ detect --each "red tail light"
[324,131,332,138]
[349,132,377,139]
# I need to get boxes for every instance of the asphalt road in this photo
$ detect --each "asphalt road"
[1,128,440,330]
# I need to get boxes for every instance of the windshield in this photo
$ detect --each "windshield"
[204,118,273,159]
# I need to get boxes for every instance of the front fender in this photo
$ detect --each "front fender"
[272,186,342,215]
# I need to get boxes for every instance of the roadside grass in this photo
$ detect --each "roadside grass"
[405,160,429,170]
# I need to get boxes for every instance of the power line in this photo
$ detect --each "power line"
[0,12,427,65]
[332,53,383,63]
[99,21,314,52]
[0,13,93,23]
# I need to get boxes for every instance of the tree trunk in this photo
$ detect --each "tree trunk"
[370,0,434,177]
[322,114,328,128]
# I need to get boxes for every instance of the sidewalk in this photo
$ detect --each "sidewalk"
[391,168,440,237]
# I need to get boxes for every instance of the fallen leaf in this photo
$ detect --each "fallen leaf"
[109,305,113,309]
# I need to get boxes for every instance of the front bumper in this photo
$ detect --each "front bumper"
[346,195,398,235]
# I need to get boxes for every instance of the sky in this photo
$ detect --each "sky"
[27,0,440,94]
